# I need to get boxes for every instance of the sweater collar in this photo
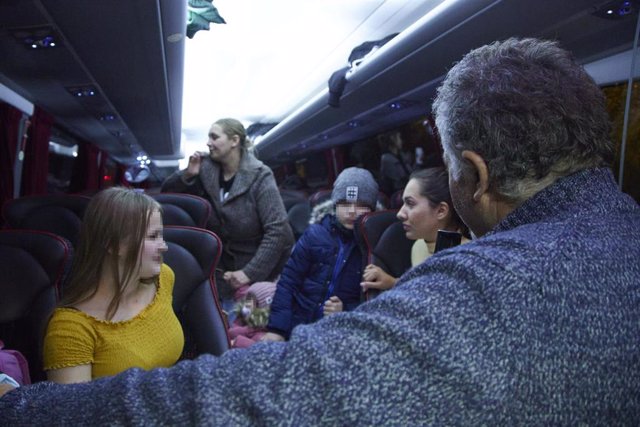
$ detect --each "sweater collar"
[491,168,619,235]
[201,152,264,203]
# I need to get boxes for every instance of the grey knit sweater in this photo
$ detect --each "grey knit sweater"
[161,152,294,289]
[2,168,639,425]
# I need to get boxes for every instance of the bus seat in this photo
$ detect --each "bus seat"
[355,210,412,300]
[309,189,332,208]
[0,230,72,382]
[287,201,311,240]
[2,194,91,247]
[151,193,211,228]
[163,226,230,357]
[280,189,308,211]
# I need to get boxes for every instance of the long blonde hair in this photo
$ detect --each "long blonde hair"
[60,187,161,320]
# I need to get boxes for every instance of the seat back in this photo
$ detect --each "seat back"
[287,201,311,239]
[0,230,72,382]
[2,194,91,247]
[279,189,308,211]
[151,193,211,228]
[355,210,413,300]
[163,226,229,357]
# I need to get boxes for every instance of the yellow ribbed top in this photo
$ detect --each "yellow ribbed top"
[43,264,184,379]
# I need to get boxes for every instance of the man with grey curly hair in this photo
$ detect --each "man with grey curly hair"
[1,38,639,425]
[433,37,616,236]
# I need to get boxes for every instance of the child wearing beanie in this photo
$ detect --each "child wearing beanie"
[228,281,276,349]
[263,167,378,342]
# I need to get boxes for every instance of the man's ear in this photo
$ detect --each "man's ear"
[461,150,489,201]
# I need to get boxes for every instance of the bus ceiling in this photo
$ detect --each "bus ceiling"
[0,0,185,164]
[0,0,638,167]
[254,0,639,165]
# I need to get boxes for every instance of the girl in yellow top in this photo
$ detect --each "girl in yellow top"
[43,187,184,383]
[361,167,469,291]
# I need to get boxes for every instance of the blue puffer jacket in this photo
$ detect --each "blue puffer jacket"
[267,214,364,338]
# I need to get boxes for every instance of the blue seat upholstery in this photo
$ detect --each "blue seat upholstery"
[0,230,72,382]
[151,193,211,228]
[163,226,229,357]
[2,194,91,247]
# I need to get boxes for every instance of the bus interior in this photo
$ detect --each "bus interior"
[0,0,638,382]
[0,0,638,198]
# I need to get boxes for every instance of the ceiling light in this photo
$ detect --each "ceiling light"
[67,85,98,98]
[12,27,58,50]
[167,33,183,43]
[594,0,638,19]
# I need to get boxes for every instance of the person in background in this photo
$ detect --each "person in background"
[379,130,411,196]
[2,38,639,425]
[262,167,378,341]
[361,166,468,292]
[43,187,183,383]
[161,118,294,316]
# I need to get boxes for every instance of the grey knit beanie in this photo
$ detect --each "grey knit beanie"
[331,167,378,209]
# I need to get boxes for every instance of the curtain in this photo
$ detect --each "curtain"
[21,106,53,196]
[0,102,22,221]
[69,140,106,194]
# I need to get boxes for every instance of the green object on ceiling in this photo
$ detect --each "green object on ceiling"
[187,0,226,39]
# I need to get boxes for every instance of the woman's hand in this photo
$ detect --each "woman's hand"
[323,296,343,316]
[184,151,203,179]
[223,270,251,289]
[360,264,398,291]
[261,332,285,342]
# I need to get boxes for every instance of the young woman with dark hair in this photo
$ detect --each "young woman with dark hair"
[361,167,468,291]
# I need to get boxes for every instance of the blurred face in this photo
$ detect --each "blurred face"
[137,210,168,279]
[335,202,371,229]
[241,296,257,318]
[206,124,237,162]
[397,178,441,242]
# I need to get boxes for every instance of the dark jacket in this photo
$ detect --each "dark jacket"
[161,152,294,295]
[267,214,364,339]
[2,168,639,425]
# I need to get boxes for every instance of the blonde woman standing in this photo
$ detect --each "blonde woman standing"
[162,118,294,311]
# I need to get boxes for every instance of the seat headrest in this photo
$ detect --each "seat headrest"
[3,195,90,246]
[151,193,211,228]
[0,230,71,323]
